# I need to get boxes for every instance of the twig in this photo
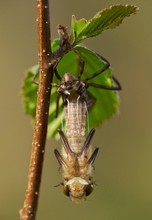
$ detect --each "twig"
[20,1,56,219]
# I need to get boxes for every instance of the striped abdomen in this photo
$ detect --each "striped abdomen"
[64,97,87,153]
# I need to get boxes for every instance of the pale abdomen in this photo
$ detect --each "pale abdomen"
[64,99,87,153]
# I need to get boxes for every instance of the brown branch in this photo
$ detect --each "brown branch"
[20,1,56,220]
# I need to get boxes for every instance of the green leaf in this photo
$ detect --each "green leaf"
[22,65,38,117]
[51,38,60,52]
[22,43,119,139]
[22,38,60,117]
[72,5,138,45]
[71,15,87,42]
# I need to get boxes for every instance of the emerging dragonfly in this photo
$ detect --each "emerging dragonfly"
[53,51,121,203]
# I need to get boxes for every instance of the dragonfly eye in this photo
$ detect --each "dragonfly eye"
[85,184,94,197]
[63,185,70,197]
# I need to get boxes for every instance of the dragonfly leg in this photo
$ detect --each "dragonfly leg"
[87,75,122,91]
[77,55,85,78]
[84,53,110,82]
[54,65,62,81]
[78,57,85,78]
[72,48,85,79]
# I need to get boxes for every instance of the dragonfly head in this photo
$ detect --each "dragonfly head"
[63,177,93,203]
[58,73,85,97]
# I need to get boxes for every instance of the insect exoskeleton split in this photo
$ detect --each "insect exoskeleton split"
[53,49,121,202]
[54,128,99,203]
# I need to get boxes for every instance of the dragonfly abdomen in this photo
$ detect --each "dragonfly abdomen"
[64,99,87,153]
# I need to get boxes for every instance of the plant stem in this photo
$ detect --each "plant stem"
[20,1,56,219]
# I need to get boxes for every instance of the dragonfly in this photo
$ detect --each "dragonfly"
[53,51,121,203]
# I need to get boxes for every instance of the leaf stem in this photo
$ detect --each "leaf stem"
[20,1,56,219]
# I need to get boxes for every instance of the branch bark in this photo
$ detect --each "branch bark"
[20,1,56,219]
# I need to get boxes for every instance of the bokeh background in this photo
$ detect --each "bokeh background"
[0,0,151,219]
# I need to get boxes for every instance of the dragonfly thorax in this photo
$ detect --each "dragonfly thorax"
[57,73,86,99]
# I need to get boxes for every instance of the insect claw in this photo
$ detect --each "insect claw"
[54,182,64,187]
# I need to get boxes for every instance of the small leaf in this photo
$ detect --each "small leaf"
[71,15,87,42]
[22,66,38,117]
[51,38,60,52]
[72,5,138,44]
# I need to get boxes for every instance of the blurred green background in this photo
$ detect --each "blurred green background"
[0,0,151,219]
